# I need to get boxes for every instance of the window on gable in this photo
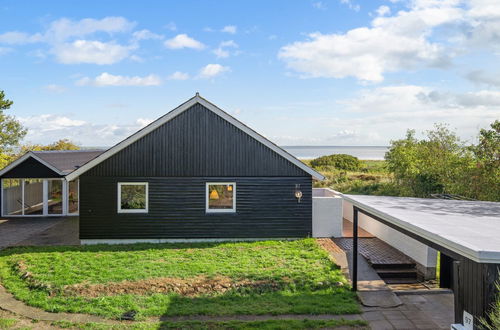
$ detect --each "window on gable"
[118,182,148,213]
[206,182,236,213]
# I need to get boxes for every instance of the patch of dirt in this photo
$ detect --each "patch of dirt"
[316,238,344,254]
[63,275,287,298]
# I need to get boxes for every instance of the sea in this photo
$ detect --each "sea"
[282,146,390,160]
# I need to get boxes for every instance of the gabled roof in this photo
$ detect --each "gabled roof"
[0,150,104,177]
[66,94,325,181]
[33,150,104,174]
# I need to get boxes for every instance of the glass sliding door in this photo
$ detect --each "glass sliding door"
[23,179,44,215]
[2,179,23,215]
[68,180,78,214]
[1,178,71,216]
[47,180,63,215]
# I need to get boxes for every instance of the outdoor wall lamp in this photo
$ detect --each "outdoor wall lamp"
[295,184,302,203]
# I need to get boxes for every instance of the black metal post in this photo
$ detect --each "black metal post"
[352,206,358,291]
[439,253,454,289]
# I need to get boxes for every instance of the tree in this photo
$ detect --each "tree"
[0,90,27,168]
[19,139,80,154]
[385,121,499,201]
[468,120,500,201]
[385,124,473,198]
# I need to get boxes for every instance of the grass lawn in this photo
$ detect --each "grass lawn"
[0,239,360,320]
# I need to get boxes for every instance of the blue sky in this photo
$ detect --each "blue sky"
[0,0,499,147]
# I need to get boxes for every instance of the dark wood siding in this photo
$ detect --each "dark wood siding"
[453,256,500,328]
[84,103,308,177]
[2,157,61,178]
[80,176,312,239]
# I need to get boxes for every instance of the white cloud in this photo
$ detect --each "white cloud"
[136,118,153,127]
[340,0,360,12]
[76,72,162,86]
[279,1,466,82]
[376,5,391,16]
[221,25,237,34]
[164,34,205,50]
[330,84,500,143]
[132,29,163,41]
[466,70,500,87]
[53,40,133,65]
[198,64,230,79]
[0,31,42,44]
[266,83,500,146]
[44,84,66,93]
[466,0,500,49]
[213,40,239,58]
[167,71,190,80]
[20,114,148,146]
[20,114,85,131]
[0,47,12,55]
[0,17,145,64]
[43,17,135,43]
[165,22,177,31]
[313,2,327,10]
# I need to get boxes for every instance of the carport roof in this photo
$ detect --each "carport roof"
[343,194,500,263]
[0,150,104,177]
[32,150,104,174]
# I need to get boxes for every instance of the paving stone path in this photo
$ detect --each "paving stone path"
[0,217,71,250]
[318,238,454,329]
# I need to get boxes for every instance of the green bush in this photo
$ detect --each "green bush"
[310,154,361,171]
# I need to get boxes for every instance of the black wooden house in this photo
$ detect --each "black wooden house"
[0,94,324,243]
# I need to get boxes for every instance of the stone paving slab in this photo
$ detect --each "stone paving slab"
[14,216,79,246]
[0,217,67,250]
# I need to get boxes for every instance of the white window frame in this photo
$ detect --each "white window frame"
[205,182,236,213]
[1,178,66,217]
[117,182,149,213]
[66,179,79,216]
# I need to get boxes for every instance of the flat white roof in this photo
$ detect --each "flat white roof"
[343,194,500,264]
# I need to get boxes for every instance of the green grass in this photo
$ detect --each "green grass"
[0,239,360,320]
[52,319,368,330]
[0,318,17,329]
[307,160,403,196]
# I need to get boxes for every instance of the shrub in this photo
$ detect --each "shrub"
[310,154,361,171]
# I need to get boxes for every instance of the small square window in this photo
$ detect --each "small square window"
[118,182,148,213]
[206,183,236,213]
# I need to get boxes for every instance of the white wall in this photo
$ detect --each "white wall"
[312,188,343,237]
[343,200,437,271]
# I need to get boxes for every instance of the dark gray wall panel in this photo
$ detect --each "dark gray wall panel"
[450,255,500,327]
[84,103,308,177]
[2,157,62,178]
[80,176,312,239]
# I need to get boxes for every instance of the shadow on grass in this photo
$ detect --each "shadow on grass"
[147,290,360,319]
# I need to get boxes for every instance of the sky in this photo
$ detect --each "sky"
[0,0,499,147]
